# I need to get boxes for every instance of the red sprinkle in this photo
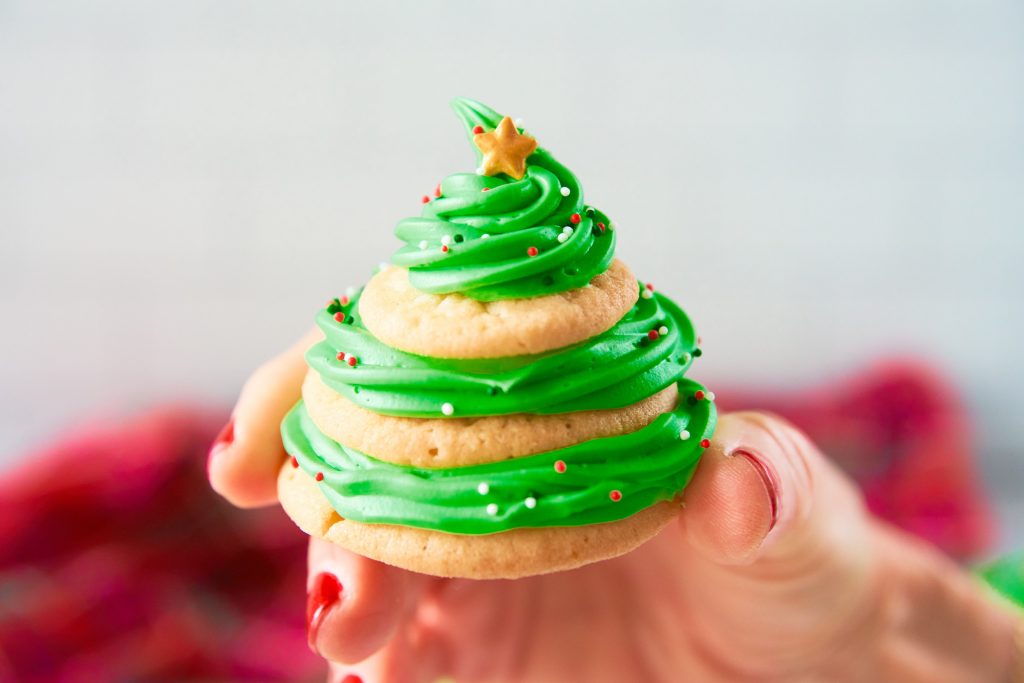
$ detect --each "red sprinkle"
[336,351,346,361]
[527,246,539,257]
[472,125,484,134]
[597,222,606,232]
[421,195,430,204]
[645,283,655,291]
[554,460,567,473]
[315,472,324,482]
[291,456,299,468]
[482,187,490,192]
[700,439,711,449]
[694,390,705,401]
[347,356,358,367]
[333,312,346,323]
[441,244,450,253]
[648,329,659,340]
[340,296,350,306]
[434,184,441,197]
[570,213,581,225]
[609,490,622,502]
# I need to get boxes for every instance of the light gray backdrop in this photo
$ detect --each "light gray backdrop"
[1,1,1021,549]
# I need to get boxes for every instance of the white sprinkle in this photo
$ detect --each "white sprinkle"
[486,503,499,516]
[418,240,428,250]
[345,286,357,298]
[441,402,454,416]
[560,186,571,197]
[562,225,573,234]
[641,289,654,299]
[679,430,691,441]
[441,234,452,246]
[557,233,569,243]
[477,482,490,495]
[379,261,390,271]
[706,391,716,401]
[681,353,692,363]
[514,118,523,126]
[481,233,490,239]
[475,166,484,175]
[658,326,669,336]
[524,497,537,509]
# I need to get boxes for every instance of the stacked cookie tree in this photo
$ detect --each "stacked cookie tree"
[279,98,715,579]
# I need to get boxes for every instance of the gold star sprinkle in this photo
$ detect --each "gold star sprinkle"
[473,116,538,180]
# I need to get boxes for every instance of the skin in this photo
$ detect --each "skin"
[209,330,1021,683]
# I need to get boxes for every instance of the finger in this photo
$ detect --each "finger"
[306,537,430,666]
[208,327,321,507]
[678,410,864,566]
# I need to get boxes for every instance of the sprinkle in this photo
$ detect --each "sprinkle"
[481,234,490,239]
[441,402,454,416]
[645,283,655,291]
[648,329,660,341]
[315,472,324,482]
[570,213,582,225]
[475,166,484,175]
[707,391,716,401]
[693,348,703,357]
[486,503,498,516]
[441,234,452,246]
[557,233,569,243]
[560,186,571,197]
[378,261,389,272]
[345,286,356,298]
[658,326,669,335]
[336,351,346,361]
[291,456,299,468]
[562,225,573,234]
[681,352,692,363]
[482,187,490,192]
[527,246,539,257]
[641,289,654,300]
[441,245,450,253]
[514,118,523,126]
[694,390,705,401]
[597,222,606,232]
[421,195,430,204]
[700,439,711,449]
[472,125,484,134]
[434,184,441,198]
[609,490,623,502]
[554,460,567,473]
[477,482,490,495]
[679,430,691,441]
[334,312,346,323]
[524,496,537,509]
[347,356,358,367]
[340,295,350,306]
[418,240,428,249]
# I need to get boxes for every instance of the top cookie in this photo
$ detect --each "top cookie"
[358,258,638,359]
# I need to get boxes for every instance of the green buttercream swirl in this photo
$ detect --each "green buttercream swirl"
[390,98,615,301]
[282,378,716,535]
[308,285,700,418]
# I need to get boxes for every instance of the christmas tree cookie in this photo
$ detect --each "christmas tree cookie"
[278,98,716,579]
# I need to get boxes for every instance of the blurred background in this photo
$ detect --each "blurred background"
[1,1,1022,679]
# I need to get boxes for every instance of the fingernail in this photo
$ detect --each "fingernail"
[339,676,363,683]
[733,450,780,532]
[307,572,343,655]
[207,419,234,472]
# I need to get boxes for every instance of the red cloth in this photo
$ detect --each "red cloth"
[0,360,995,681]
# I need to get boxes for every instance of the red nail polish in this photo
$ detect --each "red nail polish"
[306,572,343,654]
[207,419,234,471]
[340,676,363,683]
[734,450,780,532]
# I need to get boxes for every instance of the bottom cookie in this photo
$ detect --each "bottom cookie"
[278,461,680,579]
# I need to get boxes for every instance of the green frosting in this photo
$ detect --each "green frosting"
[308,285,700,418]
[391,98,615,301]
[282,378,716,535]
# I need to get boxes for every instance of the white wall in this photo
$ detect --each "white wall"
[1,1,1021,545]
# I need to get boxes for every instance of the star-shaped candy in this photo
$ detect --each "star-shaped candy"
[473,116,538,180]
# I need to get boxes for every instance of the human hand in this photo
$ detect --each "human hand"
[209,334,1021,683]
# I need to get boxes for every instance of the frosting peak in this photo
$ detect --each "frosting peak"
[391,98,616,301]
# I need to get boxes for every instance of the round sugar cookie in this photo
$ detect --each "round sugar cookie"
[302,370,679,467]
[358,259,638,359]
[277,461,680,579]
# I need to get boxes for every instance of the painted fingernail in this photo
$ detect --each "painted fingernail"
[207,419,234,471]
[733,450,780,532]
[307,572,343,655]
[339,676,363,683]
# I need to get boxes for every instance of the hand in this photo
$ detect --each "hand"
[209,334,1021,683]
